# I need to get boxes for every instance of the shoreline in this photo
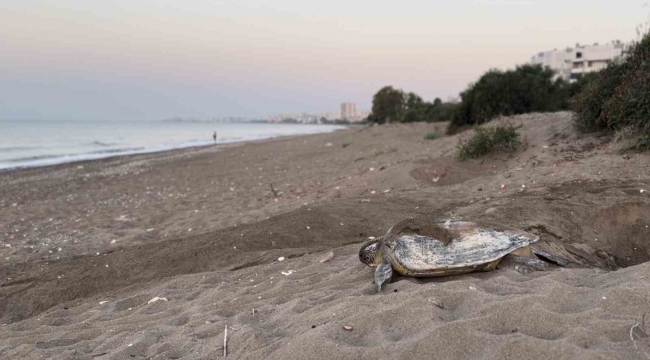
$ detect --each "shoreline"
[0,125,351,174]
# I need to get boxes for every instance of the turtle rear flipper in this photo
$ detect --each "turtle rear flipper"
[531,248,569,266]
[374,260,393,292]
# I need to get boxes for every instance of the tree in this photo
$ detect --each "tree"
[404,92,424,111]
[370,86,405,124]
[401,92,426,122]
[420,97,459,123]
[369,86,459,124]
[402,109,421,123]
[450,64,567,130]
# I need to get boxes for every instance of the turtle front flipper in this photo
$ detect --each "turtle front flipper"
[499,254,549,274]
[374,260,393,292]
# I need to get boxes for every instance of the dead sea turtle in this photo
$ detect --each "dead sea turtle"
[359,218,565,292]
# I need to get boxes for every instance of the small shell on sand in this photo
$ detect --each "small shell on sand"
[343,326,353,331]
[320,251,334,263]
[428,299,444,308]
[148,297,168,304]
[281,270,296,276]
[278,257,285,262]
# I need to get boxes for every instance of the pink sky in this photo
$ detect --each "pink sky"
[0,0,647,119]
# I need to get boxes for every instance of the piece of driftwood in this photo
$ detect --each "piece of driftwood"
[223,325,228,357]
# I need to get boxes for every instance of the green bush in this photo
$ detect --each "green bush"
[458,121,522,160]
[572,33,650,134]
[571,61,630,131]
[423,99,460,123]
[423,131,439,140]
[450,64,568,132]
[402,109,422,123]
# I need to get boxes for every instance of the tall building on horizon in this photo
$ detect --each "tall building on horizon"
[531,41,628,82]
[340,102,356,121]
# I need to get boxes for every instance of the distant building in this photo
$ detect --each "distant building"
[266,105,368,124]
[340,103,357,121]
[531,41,628,81]
[356,110,371,122]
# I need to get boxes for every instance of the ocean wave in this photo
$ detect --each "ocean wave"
[0,143,214,170]
[0,124,348,171]
[6,147,146,164]
[88,141,118,147]
[86,147,145,155]
[6,154,61,162]
[0,146,42,153]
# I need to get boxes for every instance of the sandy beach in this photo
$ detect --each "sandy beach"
[2,112,650,359]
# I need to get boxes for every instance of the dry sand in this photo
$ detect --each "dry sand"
[2,112,650,359]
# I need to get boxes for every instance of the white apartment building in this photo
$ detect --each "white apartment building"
[340,102,357,121]
[531,41,627,81]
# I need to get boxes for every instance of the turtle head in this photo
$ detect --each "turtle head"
[359,239,383,266]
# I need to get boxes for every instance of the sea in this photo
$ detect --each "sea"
[0,120,347,170]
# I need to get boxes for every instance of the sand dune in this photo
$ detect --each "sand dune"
[2,112,650,359]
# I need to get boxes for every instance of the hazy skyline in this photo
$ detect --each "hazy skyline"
[1,0,647,120]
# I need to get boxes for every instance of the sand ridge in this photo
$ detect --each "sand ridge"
[2,245,649,359]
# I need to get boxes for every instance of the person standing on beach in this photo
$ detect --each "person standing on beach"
[213,131,217,144]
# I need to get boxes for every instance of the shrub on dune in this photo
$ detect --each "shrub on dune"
[457,121,522,160]
[572,32,650,143]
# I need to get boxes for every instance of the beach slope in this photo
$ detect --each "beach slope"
[2,112,650,359]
